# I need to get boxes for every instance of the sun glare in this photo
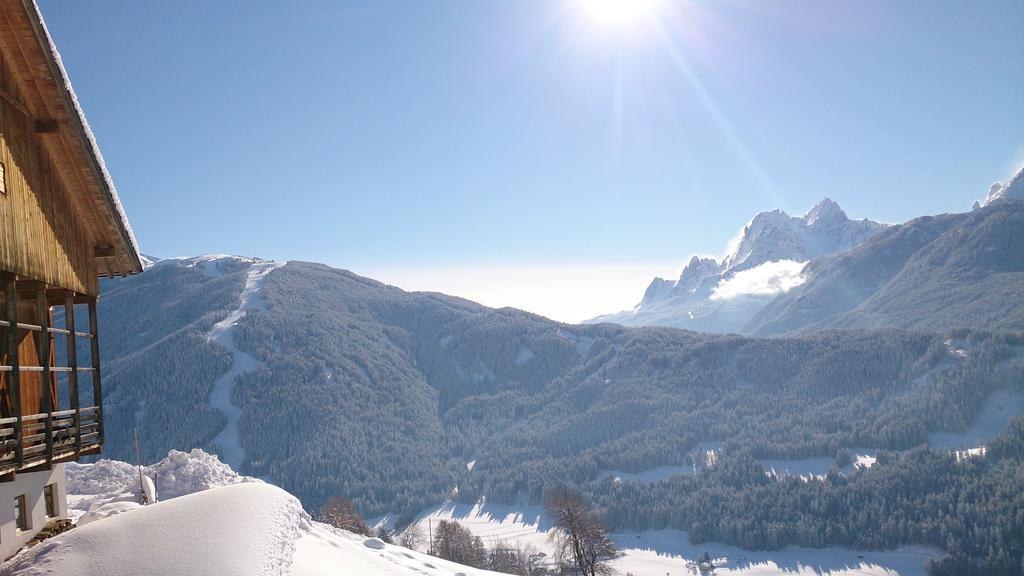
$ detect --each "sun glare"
[578,0,666,29]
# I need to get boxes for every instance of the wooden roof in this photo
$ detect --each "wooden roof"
[0,0,142,277]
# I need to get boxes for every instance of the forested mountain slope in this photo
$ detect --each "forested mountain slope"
[96,258,1021,515]
[89,256,1024,573]
[749,199,1024,335]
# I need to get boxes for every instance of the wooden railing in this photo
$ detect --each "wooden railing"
[1,273,104,477]
[0,406,101,474]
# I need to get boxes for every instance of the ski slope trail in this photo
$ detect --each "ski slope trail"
[207,260,285,473]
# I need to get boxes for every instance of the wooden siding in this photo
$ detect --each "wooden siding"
[0,44,98,296]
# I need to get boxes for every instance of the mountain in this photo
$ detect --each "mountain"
[591,199,887,332]
[979,164,1024,207]
[83,254,1024,572]
[93,256,1015,508]
[748,198,1024,335]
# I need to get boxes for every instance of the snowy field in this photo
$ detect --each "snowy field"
[5,450,504,576]
[759,450,878,480]
[759,387,1024,478]
[598,464,696,483]
[927,388,1024,454]
[408,500,940,576]
[3,448,949,575]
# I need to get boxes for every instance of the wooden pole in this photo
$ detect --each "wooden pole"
[88,299,103,445]
[134,428,145,504]
[37,286,53,466]
[64,294,80,454]
[4,274,22,468]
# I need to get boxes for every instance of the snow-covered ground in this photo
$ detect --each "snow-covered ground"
[759,449,878,480]
[608,530,937,576]
[407,500,939,576]
[207,259,285,472]
[292,522,505,576]
[2,483,301,576]
[597,441,721,483]
[927,388,1024,456]
[599,464,696,483]
[64,448,259,524]
[4,450,505,576]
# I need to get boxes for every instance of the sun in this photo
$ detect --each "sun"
[577,0,666,29]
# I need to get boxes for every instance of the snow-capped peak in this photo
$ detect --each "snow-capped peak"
[981,165,1024,207]
[672,256,720,290]
[596,198,887,331]
[146,254,283,278]
[721,199,884,273]
[803,197,846,226]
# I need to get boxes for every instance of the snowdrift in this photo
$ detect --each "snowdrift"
[65,448,257,524]
[3,449,505,576]
[1,483,300,576]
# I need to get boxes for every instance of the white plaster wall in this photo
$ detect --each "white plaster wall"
[0,464,67,559]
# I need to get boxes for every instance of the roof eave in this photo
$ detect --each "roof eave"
[22,0,143,275]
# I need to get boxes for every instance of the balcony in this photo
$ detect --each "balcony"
[0,273,103,479]
[0,407,101,474]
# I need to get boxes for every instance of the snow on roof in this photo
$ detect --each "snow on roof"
[26,0,142,271]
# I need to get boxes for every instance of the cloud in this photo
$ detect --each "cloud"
[710,260,808,301]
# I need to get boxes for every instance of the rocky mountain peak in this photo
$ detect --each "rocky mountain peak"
[804,198,847,226]
[982,165,1024,207]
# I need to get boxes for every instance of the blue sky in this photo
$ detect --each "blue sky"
[43,0,1023,321]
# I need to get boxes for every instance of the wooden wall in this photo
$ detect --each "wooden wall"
[0,45,98,296]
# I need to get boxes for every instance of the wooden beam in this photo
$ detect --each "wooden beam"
[64,295,80,455]
[0,83,29,117]
[33,118,58,133]
[88,299,103,446]
[93,245,115,258]
[37,287,53,467]
[3,274,23,468]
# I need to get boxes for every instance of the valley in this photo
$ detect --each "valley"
[397,500,942,576]
[81,215,1024,574]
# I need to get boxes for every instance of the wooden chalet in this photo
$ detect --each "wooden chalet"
[0,0,141,555]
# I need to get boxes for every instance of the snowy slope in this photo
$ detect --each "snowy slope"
[64,448,259,524]
[980,164,1024,207]
[3,450,506,576]
[292,523,506,576]
[206,258,285,472]
[592,199,886,332]
[2,483,301,576]
[407,500,939,576]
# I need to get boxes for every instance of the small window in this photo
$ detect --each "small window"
[14,494,28,533]
[0,161,6,195]
[44,484,56,518]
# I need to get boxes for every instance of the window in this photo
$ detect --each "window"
[44,484,56,518]
[0,161,6,195]
[14,495,28,533]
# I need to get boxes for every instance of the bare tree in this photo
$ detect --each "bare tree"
[487,540,547,576]
[376,525,394,544]
[431,520,487,569]
[545,485,617,576]
[399,523,425,551]
[319,496,371,536]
